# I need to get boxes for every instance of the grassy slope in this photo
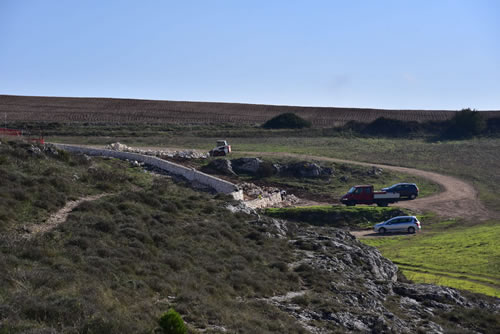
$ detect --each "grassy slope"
[0,140,306,333]
[362,220,500,297]
[0,140,151,230]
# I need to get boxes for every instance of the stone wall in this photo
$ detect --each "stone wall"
[54,144,244,200]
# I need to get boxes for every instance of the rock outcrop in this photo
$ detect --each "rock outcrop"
[280,161,333,178]
[255,219,500,333]
[231,157,263,174]
[202,159,237,176]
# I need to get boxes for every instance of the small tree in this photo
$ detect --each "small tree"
[158,308,187,334]
[262,113,311,129]
[445,108,485,138]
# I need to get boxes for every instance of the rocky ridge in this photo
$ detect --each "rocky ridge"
[248,213,500,333]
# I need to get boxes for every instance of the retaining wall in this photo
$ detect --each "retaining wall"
[54,144,244,200]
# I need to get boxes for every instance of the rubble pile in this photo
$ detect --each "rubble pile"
[239,182,300,209]
[106,142,209,159]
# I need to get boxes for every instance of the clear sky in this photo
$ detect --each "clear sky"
[1,0,499,110]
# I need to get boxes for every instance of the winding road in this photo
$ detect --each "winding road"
[241,151,491,221]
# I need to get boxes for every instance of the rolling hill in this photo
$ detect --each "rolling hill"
[2,94,499,127]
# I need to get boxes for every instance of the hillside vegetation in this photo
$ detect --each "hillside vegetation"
[262,113,311,129]
[1,139,498,333]
[0,140,303,332]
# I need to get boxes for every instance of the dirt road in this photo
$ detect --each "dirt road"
[241,151,491,221]
[21,193,110,239]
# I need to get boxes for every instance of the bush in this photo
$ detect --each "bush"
[262,113,311,129]
[364,117,421,137]
[444,108,486,138]
[158,308,187,334]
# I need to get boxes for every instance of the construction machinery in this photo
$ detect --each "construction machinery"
[209,140,231,157]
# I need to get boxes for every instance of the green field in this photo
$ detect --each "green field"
[362,221,500,297]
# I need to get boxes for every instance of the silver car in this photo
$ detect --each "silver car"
[374,216,421,234]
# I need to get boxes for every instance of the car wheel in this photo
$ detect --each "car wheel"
[408,227,415,234]
[377,202,388,207]
[409,194,416,200]
[379,227,386,234]
[346,202,355,207]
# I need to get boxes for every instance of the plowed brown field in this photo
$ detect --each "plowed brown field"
[2,95,500,127]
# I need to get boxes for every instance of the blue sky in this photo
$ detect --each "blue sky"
[1,0,499,109]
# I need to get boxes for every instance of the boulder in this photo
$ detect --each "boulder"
[202,159,236,176]
[281,161,333,178]
[393,283,467,307]
[106,142,130,151]
[43,144,59,156]
[231,158,263,174]
[367,166,383,176]
[28,145,42,156]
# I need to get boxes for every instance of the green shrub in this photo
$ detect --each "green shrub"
[444,108,486,138]
[364,117,421,137]
[158,308,187,334]
[262,113,312,129]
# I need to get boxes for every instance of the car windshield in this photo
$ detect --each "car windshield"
[347,187,356,194]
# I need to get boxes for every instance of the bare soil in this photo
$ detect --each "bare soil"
[3,94,500,127]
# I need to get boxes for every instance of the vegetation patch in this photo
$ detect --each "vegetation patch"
[265,206,407,229]
[0,139,307,333]
[444,108,487,139]
[0,139,150,230]
[262,113,312,129]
